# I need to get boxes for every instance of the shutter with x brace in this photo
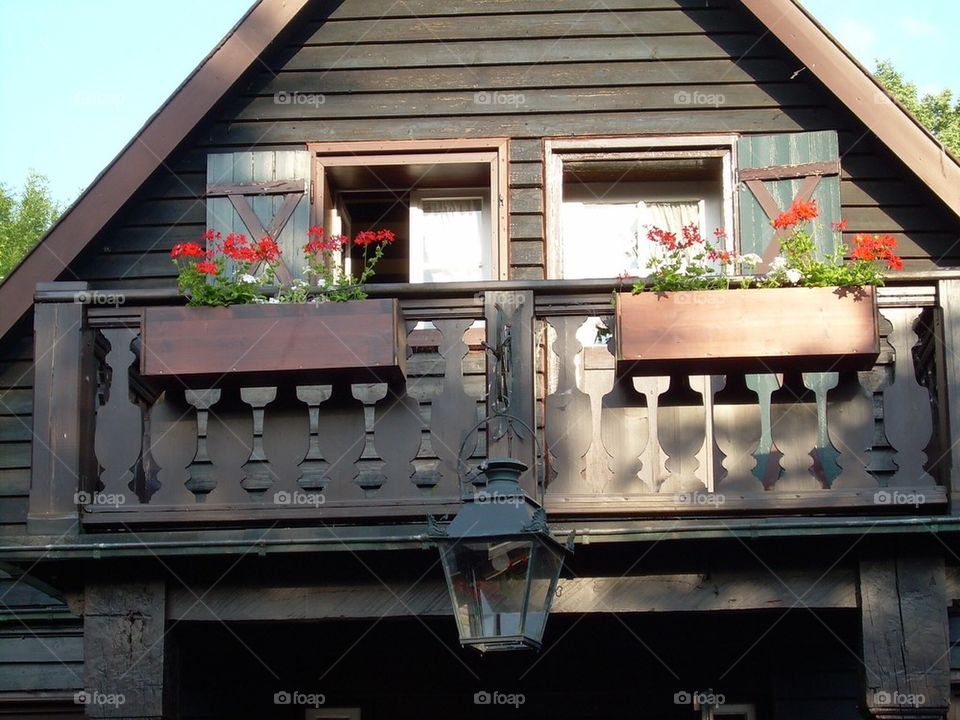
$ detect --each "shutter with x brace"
[206,150,312,284]
[737,130,841,271]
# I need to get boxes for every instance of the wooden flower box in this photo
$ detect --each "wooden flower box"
[615,286,879,376]
[140,299,406,385]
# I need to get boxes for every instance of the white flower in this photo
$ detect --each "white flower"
[768,256,788,272]
[267,297,280,304]
[290,279,308,288]
[785,268,803,284]
[739,253,762,266]
[239,273,257,284]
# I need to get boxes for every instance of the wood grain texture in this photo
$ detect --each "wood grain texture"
[140,300,406,385]
[880,307,935,487]
[93,328,141,506]
[27,302,90,534]
[616,288,880,376]
[84,580,171,718]
[167,567,857,621]
[860,557,949,718]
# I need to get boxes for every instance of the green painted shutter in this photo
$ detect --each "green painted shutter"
[206,150,312,283]
[737,131,841,269]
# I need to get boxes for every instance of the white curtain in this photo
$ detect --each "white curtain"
[416,198,485,283]
[639,201,701,237]
[560,200,701,280]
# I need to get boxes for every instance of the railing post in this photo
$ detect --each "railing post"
[27,282,94,534]
[484,290,537,496]
[937,279,960,515]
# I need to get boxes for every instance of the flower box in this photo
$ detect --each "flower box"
[615,286,879,376]
[140,299,406,385]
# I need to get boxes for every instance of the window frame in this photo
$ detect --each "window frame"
[307,138,510,281]
[543,134,739,280]
[703,703,756,720]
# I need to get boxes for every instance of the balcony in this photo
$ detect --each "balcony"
[26,279,951,533]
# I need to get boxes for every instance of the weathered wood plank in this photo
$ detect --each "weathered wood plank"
[860,557,949,718]
[255,58,797,96]
[308,9,739,43]
[209,109,832,145]
[0,389,32,416]
[84,581,171,718]
[938,279,960,515]
[233,83,812,121]
[284,34,775,71]
[28,301,91,535]
[166,567,854,621]
[327,0,732,18]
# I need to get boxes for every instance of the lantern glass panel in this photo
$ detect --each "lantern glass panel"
[441,540,534,642]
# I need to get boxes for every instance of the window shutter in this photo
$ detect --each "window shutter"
[737,131,841,270]
[206,150,312,283]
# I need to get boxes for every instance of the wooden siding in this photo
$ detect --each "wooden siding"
[0,327,33,537]
[69,0,960,287]
[5,0,960,533]
[0,572,83,701]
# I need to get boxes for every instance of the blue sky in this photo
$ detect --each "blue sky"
[0,0,955,205]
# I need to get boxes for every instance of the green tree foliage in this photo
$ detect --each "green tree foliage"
[874,60,960,157]
[0,171,63,280]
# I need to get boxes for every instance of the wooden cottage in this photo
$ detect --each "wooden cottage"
[1,0,960,717]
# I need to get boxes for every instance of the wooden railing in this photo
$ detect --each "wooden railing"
[25,280,951,533]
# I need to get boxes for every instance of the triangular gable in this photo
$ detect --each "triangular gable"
[1,0,958,343]
[741,0,960,211]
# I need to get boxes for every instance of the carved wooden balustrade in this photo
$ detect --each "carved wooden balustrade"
[25,280,952,533]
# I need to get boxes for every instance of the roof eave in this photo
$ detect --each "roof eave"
[741,0,960,219]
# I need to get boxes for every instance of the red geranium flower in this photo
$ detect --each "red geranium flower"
[203,229,222,242]
[195,260,219,276]
[831,218,848,232]
[772,209,799,230]
[255,236,281,264]
[171,242,204,259]
[647,227,677,250]
[354,229,396,247]
[792,198,818,221]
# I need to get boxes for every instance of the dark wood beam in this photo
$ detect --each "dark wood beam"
[860,556,950,719]
[167,568,856,621]
[27,288,94,534]
[83,580,175,719]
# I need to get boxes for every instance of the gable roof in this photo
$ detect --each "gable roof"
[1,0,958,343]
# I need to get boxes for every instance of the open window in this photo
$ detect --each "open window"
[545,135,737,281]
[308,139,508,284]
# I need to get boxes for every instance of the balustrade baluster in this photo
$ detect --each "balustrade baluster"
[880,307,934,486]
[315,380,366,497]
[747,373,784,489]
[544,317,593,493]
[429,319,479,494]
[828,371,877,488]
[148,388,198,504]
[657,375,706,495]
[94,328,141,505]
[262,384,311,499]
[713,373,764,492]
[205,386,254,503]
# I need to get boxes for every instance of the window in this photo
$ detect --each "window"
[545,135,737,280]
[545,135,738,347]
[704,704,756,720]
[308,139,508,283]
